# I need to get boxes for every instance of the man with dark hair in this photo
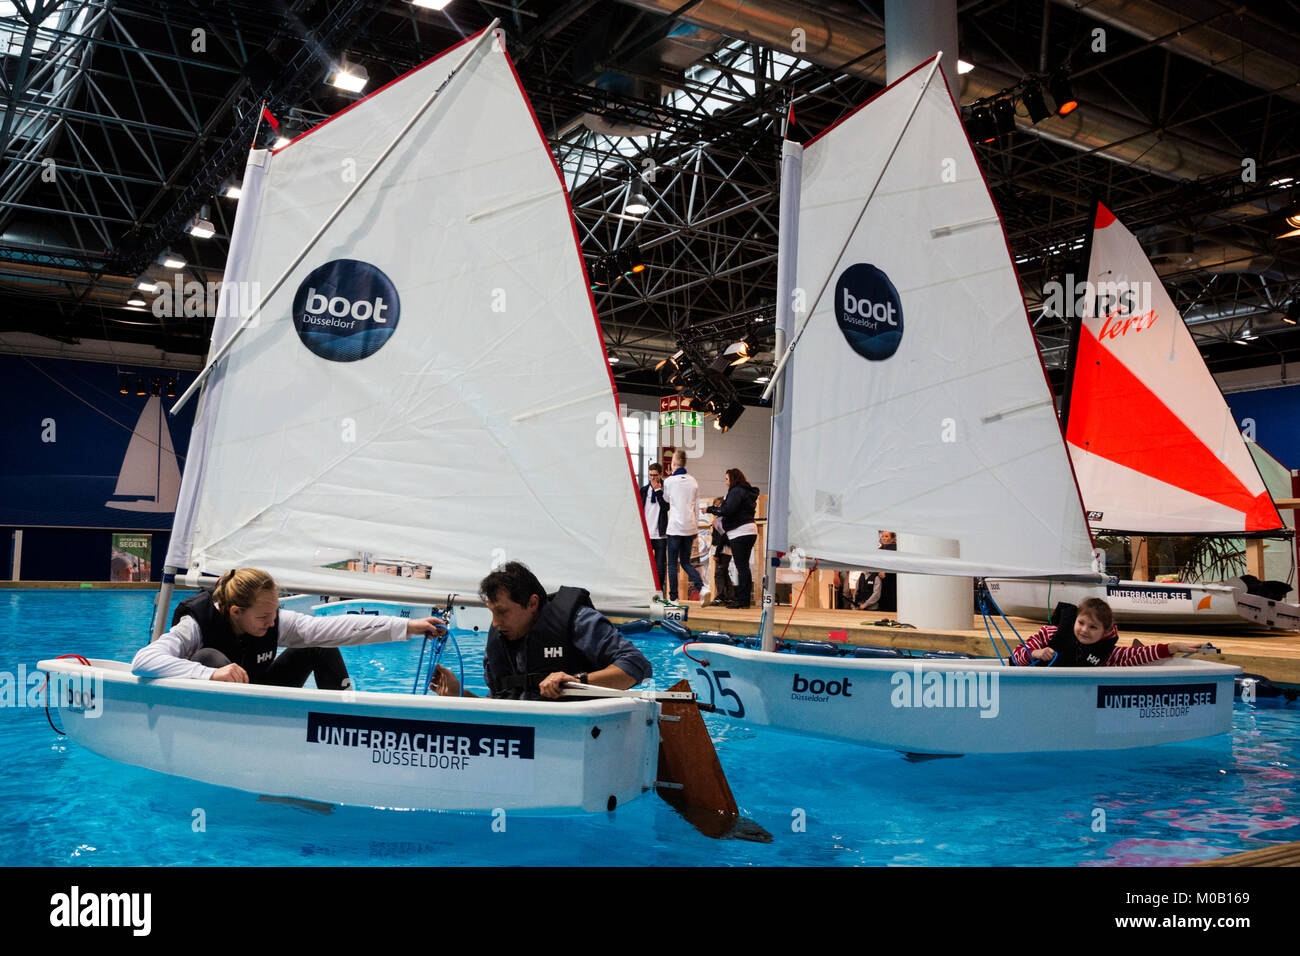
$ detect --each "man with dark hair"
[640,462,669,596]
[430,561,652,700]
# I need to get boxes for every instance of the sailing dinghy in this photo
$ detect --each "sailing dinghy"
[41,25,683,813]
[990,203,1298,631]
[681,56,1239,753]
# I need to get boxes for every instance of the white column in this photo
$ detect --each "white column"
[886,0,970,630]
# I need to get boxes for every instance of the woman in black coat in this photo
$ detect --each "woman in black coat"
[706,468,759,608]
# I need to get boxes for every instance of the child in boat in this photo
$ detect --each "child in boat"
[132,567,446,687]
[1010,597,1205,666]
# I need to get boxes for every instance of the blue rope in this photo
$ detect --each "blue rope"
[977,582,1028,666]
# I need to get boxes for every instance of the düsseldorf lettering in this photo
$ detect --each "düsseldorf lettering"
[790,672,852,702]
[307,712,534,772]
[834,262,904,361]
[291,259,400,362]
[889,663,999,718]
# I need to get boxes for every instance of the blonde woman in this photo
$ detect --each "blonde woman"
[132,568,446,689]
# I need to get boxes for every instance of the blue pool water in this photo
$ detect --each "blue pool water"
[3,589,1299,867]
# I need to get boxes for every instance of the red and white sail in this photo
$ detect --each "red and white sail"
[1064,203,1284,535]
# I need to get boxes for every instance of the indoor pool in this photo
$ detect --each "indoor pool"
[4,589,1299,867]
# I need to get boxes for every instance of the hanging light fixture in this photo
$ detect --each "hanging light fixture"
[991,98,1016,136]
[186,206,216,239]
[625,177,649,217]
[1022,82,1051,124]
[1048,70,1078,116]
[327,60,370,94]
[119,373,130,395]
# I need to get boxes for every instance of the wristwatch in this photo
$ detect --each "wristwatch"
[576,672,589,684]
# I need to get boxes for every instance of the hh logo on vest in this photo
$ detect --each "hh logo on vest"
[257,651,274,664]
[543,647,563,659]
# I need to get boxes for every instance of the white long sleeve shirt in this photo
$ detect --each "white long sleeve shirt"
[662,469,700,536]
[131,610,412,680]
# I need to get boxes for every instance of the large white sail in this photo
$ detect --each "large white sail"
[785,57,1097,579]
[107,395,181,512]
[1064,203,1284,535]
[177,29,655,608]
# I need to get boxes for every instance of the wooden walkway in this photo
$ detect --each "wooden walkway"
[1191,841,1300,866]
[632,604,1300,687]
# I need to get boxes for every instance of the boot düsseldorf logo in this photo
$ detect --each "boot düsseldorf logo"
[834,262,903,361]
[292,259,400,362]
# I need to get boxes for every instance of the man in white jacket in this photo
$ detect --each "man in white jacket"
[661,449,711,605]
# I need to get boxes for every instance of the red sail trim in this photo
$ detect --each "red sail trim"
[1066,324,1277,531]
[1095,202,1116,229]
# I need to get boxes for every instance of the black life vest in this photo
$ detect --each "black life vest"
[1046,619,1118,667]
[483,587,596,700]
[171,589,280,681]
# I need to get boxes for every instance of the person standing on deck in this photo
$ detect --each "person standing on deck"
[662,449,710,606]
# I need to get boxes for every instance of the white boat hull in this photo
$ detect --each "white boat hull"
[984,578,1282,629]
[38,659,659,813]
[682,644,1238,753]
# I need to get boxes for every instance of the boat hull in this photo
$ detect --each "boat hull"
[985,578,1275,629]
[38,659,659,813]
[681,644,1239,753]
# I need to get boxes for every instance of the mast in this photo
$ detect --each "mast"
[759,136,803,652]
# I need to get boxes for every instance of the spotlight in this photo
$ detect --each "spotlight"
[1022,83,1051,124]
[150,377,162,397]
[134,376,147,396]
[220,178,242,200]
[1285,301,1300,325]
[968,107,996,144]
[410,0,452,9]
[1048,71,1078,116]
[991,99,1016,136]
[327,61,369,94]
[126,297,146,308]
[135,277,157,292]
[119,373,130,395]
[957,59,974,75]
[159,251,186,270]
[716,401,745,432]
[1286,204,1300,230]
[165,378,177,397]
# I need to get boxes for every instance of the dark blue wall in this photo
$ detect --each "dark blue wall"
[1225,384,1300,471]
[0,354,195,580]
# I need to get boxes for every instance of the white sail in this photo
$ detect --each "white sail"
[1064,204,1283,535]
[165,148,271,570]
[107,395,181,512]
[785,57,1097,580]
[183,29,655,608]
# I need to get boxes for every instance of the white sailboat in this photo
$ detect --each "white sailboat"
[682,55,1239,753]
[41,24,680,813]
[990,203,1298,630]
[105,395,182,513]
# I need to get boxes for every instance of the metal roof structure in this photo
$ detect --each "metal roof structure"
[2,0,1298,401]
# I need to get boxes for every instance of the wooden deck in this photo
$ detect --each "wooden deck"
[1191,841,1300,866]
[621,603,1300,687]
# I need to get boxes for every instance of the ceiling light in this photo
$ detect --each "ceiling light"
[186,214,216,239]
[126,297,146,307]
[754,375,771,384]
[968,106,996,144]
[1022,83,1051,124]
[991,99,1016,136]
[221,178,242,199]
[327,61,369,94]
[625,188,649,217]
[1048,71,1078,116]
[159,251,186,269]
[957,60,974,75]
[135,278,157,292]
[410,0,452,9]
[1285,205,1300,230]
[608,356,620,364]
